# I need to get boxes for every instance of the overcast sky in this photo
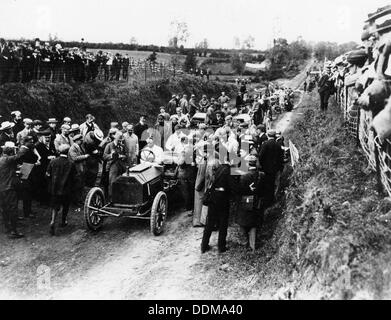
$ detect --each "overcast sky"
[0,0,389,49]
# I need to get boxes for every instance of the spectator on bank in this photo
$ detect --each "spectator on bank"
[318,66,334,111]
[167,95,178,115]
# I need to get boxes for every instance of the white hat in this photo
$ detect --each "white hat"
[0,121,15,131]
[70,124,80,132]
[23,118,33,124]
[47,118,58,124]
[94,129,104,141]
[11,111,21,117]
[63,117,71,122]
[1,141,16,149]
[61,124,71,130]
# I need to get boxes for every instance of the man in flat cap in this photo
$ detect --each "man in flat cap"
[46,144,76,235]
[32,120,43,143]
[318,67,334,111]
[54,124,71,153]
[68,134,89,206]
[0,121,16,151]
[103,131,128,200]
[63,117,71,127]
[258,129,284,207]
[34,128,56,204]
[16,118,33,146]
[167,95,178,116]
[18,135,40,219]
[0,141,24,238]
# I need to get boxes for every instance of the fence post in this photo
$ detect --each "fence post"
[144,61,147,83]
[373,130,385,195]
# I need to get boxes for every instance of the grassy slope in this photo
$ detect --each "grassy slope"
[197,90,391,300]
[0,76,236,130]
[269,92,391,299]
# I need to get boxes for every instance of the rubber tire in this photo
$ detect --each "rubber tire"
[84,187,105,231]
[150,191,168,236]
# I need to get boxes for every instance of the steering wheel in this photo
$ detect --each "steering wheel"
[140,149,156,163]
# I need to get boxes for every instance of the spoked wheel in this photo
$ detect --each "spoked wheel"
[150,191,168,236]
[84,187,105,231]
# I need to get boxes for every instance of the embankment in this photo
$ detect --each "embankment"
[263,91,391,299]
[0,76,236,129]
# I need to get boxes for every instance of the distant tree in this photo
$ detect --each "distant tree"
[169,20,189,48]
[231,54,245,75]
[195,38,209,57]
[242,35,255,50]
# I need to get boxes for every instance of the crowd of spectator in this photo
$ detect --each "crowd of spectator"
[0,82,290,252]
[0,38,172,84]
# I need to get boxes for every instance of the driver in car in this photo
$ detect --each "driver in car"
[140,137,164,166]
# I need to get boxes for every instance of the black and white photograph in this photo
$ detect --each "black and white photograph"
[0,0,391,304]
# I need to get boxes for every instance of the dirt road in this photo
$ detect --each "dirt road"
[0,69,308,300]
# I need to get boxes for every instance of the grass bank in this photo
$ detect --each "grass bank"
[197,91,391,300]
[268,92,391,299]
[0,76,237,129]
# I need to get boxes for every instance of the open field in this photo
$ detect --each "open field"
[87,49,186,64]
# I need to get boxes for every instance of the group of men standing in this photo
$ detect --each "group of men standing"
[0,86,287,249]
[0,38,135,84]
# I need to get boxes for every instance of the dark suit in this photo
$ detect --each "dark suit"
[318,73,334,111]
[34,142,55,203]
[201,164,232,252]
[0,151,23,232]
[46,156,75,218]
[18,146,39,217]
[122,57,129,80]
[68,143,87,204]
[259,138,284,205]
[134,122,148,151]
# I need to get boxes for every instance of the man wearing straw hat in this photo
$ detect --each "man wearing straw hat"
[0,141,24,238]
[0,121,16,149]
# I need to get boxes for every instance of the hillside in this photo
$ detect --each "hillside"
[0,76,236,129]
[256,91,391,299]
